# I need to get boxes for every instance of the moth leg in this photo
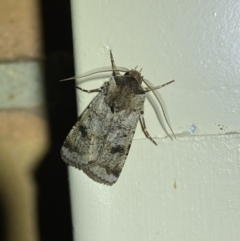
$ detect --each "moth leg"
[110,50,120,76]
[139,113,157,146]
[144,80,175,92]
[76,86,101,93]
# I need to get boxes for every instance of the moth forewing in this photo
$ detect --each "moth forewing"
[61,50,174,185]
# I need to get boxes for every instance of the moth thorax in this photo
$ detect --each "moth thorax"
[128,70,143,84]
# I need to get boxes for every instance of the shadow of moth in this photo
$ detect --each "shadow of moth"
[61,50,174,185]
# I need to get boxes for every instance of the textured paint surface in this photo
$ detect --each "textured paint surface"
[69,0,240,240]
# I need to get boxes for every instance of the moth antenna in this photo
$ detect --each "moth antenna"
[110,50,121,76]
[143,78,175,139]
[134,66,138,70]
[139,68,142,73]
[60,66,129,82]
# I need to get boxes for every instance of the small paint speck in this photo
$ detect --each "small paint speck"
[174,179,177,189]
[189,124,196,134]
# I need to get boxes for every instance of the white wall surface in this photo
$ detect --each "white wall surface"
[67,1,240,240]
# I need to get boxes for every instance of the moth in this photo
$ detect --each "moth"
[61,51,174,185]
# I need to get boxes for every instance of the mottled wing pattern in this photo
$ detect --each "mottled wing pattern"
[82,106,142,185]
[61,76,146,185]
[61,81,112,168]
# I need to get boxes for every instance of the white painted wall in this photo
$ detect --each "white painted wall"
[68,1,240,240]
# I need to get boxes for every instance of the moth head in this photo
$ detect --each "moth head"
[126,69,143,84]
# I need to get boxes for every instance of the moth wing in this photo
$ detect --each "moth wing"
[61,82,114,169]
[83,100,144,185]
[61,79,146,185]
